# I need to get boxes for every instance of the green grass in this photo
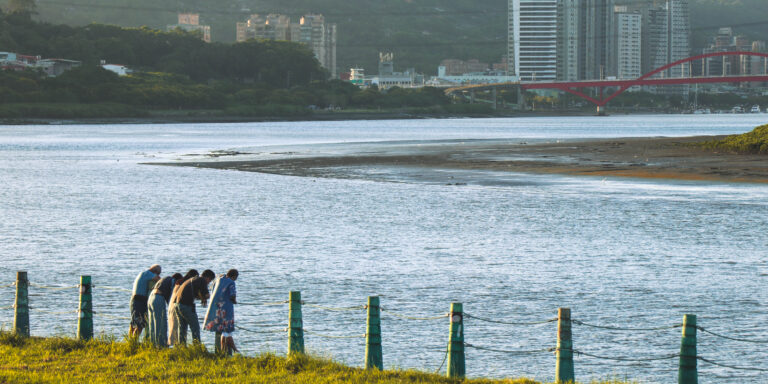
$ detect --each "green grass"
[0,332,633,384]
[700,124,768,154]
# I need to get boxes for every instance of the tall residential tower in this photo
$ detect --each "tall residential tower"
[508,0,558,81]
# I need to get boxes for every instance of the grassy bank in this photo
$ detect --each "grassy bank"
[0,333,631,384]
[700,124,768,154]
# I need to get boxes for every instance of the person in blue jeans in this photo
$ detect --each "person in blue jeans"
[171,269,215,344]
[129,264,161,338]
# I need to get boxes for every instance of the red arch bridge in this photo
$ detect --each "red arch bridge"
[445,51,768,114]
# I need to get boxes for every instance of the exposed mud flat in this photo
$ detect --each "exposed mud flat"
[161,136,768,183]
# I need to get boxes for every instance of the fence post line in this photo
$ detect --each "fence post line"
[555,307,574,383]
[446,302,465,378]
[77,275,93,340]
[13,271,29,337]
[288,291,304,355]
[365,296,383,370]
[678,314,698,384]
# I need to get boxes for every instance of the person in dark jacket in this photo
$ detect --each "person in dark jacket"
[171,269,215,344]
[168,269,198,347]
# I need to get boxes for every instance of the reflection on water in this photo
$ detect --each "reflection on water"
[0,115,767,383]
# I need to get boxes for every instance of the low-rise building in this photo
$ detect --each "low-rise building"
[168,13,211,43]
[346,53,425,89]
[102,64,132,76]
[36,59,82,77]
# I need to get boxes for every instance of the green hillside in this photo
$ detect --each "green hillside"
[3,0,767,75]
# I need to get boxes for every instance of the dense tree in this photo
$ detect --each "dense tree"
[4,0,35,14]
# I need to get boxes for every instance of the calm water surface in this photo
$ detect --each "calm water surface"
[1,115,767,383]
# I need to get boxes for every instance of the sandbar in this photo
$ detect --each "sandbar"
[158,136,768,184]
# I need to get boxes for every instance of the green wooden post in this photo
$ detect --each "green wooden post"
[446,302,465,378]
[678,314,698,384]
[77,275,93,340]
[555,308,574,383]
[288,291,304,355]
[365,296,383,370]
[13,271,29,337]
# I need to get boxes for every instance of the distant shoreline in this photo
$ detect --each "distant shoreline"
[0,109,669,126]
[154,135,768,184]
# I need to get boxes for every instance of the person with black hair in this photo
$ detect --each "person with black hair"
[171,269,215,344]
[168,269,198,346]
[204,269,239,355]
[146,272,183,347]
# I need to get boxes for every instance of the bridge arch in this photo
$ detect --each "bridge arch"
[538,51,768,108]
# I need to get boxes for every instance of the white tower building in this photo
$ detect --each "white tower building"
[508,0,558,81]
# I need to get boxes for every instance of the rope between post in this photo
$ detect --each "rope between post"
[572,319,683,331]
[434,342,449,374]
[28,282,79,291]
[697,356,768,372]
[94,285,132,293]
[238,300,289,306]
[380,307,449,321]
[30,308,79,315]
[93,312,131,320]
[0,305,14,310]
[574,350,680,362]
[303,303,366,312]
[304,329,366,339]
[235,325,288,334]
[696,326,768,344]
[465,313,558,326]
[464,343,555,355]
[0,283,15,288]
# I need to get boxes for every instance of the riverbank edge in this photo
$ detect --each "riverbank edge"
[0,334,632,384]
[0,109,667,126]
[156,135,768,184]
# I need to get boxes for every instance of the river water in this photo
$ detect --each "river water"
[0,115,766,383]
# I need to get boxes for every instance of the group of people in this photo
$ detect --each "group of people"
[128,264,240,354]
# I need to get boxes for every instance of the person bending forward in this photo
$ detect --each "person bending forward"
[147,273,182,347]
[129,265,161,338]
[172,269,215,344]
[204,269,239,355]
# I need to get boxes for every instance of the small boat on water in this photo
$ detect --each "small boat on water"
[693,108,711,114]
[751,105,761,113]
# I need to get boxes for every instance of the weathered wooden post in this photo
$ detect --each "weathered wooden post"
[288,291,304,355]
[555,308,574,383]
[446,302,465,378]
[365,296,383,370]
[77,276,93,340]
[13,271,29,337]
[678,314,698,384]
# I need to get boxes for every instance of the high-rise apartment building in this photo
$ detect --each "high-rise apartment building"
[581,0,615,80]
[300,14,337,78]
[235,13,337,78]
[666,0,690,80]
[614,7,642,81]
[508,0,558,81]
[556,0,580,81]
[554,0,615,81]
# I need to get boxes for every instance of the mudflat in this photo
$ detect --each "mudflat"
[165,135,768,183]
